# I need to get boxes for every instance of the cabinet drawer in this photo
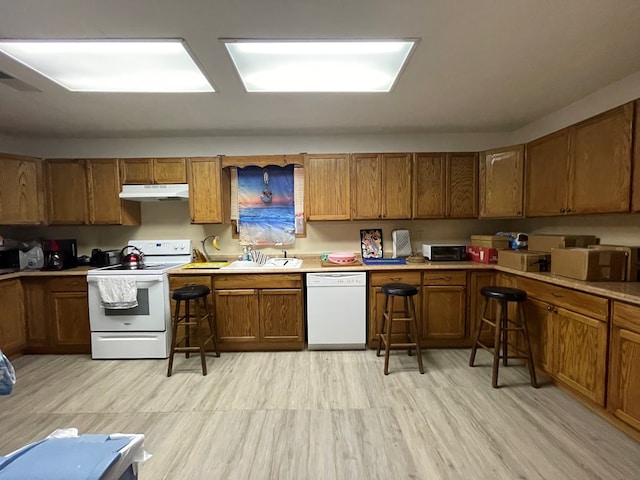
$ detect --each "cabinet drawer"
[215,273,302,289]
[49,277,87,292]
[423,271,466,286]
[169,276,212,291]
[518,277,608,322]
[612,301,640,333]
[370,271,421,286]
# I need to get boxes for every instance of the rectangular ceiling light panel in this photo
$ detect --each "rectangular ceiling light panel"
[224,40,416,92]
[0,40,214,92]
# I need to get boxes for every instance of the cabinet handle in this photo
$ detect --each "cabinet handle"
[551,292,563,298]
[546,305,553,311]
[438,277,452,281]
[566,208,572,213]
[516,210,522,215]
[560,208,566,213]
[390,277,401,281]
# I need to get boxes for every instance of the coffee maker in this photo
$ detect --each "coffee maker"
[42,239,78,270]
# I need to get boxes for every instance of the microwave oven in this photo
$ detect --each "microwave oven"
[422,244,467,262]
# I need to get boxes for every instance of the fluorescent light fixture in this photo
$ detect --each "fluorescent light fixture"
[223,40,417,92]
[0,39,215,92]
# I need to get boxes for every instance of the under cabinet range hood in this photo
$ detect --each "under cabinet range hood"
[119,184,189,202]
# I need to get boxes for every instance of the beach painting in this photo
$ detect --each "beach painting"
[238,165,296,245]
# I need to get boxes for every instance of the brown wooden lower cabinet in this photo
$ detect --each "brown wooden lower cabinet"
[468,270,496,345]
[608,301,640,431]
[420,271,467,343]
[518,277,608,406]
[368,271,421,349]
[48,277,91,353]
[0,279,26,356]
[212,274,304,351]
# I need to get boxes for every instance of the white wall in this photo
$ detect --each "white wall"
[19,132,512,159]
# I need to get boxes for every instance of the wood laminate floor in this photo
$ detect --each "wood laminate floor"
[1,349,639,479]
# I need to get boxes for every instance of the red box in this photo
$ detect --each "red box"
[466,245,499,264]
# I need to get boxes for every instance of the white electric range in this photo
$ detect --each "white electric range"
[87,239,191,359]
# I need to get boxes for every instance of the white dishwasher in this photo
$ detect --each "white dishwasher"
[306,272,367,350]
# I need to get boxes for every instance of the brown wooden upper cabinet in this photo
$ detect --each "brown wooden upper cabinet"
[304,153,351,220]
[120,157,187,184]
[479,144,524,218]
[632,100,640,212]
[86,159,140,225]
[187,157,230,224]
[414,152,478,219]
[0,154,46,225]
[46,159,89,225]
[526,102,633,216]
[351,153,412,220]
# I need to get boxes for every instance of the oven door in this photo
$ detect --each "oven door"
[87,274,169,331]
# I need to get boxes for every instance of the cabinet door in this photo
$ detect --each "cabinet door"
[555,307,607,405]
[632,100,640,212]
[569,103,632,214]
[154,158,187,184]
[609,302,640,430]
[0,155,45,225]
[413,153,446,218]
[120,158,153,184]
[50,291,90,352]
[259,289,303,342]
[46,159,88,225]
[304,154,350,220]
[382,153,412,219]
[87,159,140,225]
[479,145,524,218]
[214,289,259,343]
[350,153,382,219]
[522,297,555,373]
[525,129,570,216]
[469,271,496,344]
[22,278,50,350]
[420,285,466,340]
[188,157,227,224]
[368,286,417,348]
[0,279,26,356]
[447,153,478,218]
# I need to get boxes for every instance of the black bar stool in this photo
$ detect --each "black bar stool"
[469,286,538,388]
[376,282,424,375]
[167,284,220,377]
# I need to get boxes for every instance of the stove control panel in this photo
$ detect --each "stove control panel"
[129,239,191,256]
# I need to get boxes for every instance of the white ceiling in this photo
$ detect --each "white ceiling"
[1,0,640,139]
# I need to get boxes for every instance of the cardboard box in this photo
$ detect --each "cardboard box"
[466,245,499,264]
[498,250,551,272]
[551,248,626,281]
[528,234,597,253]
[470,235,510,249]
[588,244,640,281]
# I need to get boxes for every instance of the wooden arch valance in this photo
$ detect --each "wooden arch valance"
[220,154,305,169]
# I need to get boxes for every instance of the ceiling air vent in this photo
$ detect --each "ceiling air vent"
[0,70,41,92]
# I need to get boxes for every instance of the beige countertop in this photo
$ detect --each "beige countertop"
[4,262,640,307]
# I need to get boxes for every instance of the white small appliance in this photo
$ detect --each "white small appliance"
[392,229,412,258]
[87,239,191,359]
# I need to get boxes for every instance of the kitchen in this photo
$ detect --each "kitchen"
[2,1,640,478]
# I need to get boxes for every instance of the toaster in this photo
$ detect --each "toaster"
[90,249,121,267]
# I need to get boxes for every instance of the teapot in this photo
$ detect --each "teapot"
[120,245,145,269]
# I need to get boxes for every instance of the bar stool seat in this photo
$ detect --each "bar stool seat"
[376,282,424,375]
[469,286,538,388]
[167,284,220,377]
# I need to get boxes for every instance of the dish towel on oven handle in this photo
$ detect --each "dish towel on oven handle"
[97,278,138,309]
